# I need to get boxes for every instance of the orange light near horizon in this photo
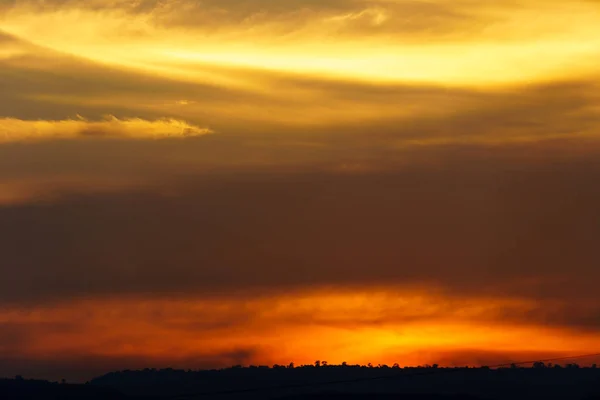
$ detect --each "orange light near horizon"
[1,288,599,375]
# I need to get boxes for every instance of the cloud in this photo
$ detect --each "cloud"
[1,292,600,381]
[1,38,599,134]
[2,0,599,87]
[0,117,211,143]
[1,145,600,304]
[2,0,593,41]
[1,20,599,134]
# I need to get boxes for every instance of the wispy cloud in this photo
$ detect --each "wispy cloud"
[0,116,212,143]
[2,0,599,86]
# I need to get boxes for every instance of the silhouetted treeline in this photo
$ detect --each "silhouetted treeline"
[4,363,600,399]
[87,362,600,399]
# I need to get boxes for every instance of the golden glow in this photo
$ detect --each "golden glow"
[1,0,599,88]
[2,0,598,132]
[0,117,211,143]
[1,289,599,368]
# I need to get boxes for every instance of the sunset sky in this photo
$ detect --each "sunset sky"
[1,0,600,382]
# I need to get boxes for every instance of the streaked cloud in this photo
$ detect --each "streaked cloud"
[1,0,599,86]
[2,147,600,305]
[0,117,211,143]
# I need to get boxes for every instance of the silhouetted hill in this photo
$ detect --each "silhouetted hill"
[88,364,600,399]
[0,377,127,400]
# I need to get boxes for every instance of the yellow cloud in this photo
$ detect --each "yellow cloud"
[0,116,212,143]
[1,0,599,88]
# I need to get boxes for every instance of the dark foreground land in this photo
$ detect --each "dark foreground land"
[2,365,600,400]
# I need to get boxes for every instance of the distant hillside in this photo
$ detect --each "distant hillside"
[89,364,600,400]
[0,377,127,400]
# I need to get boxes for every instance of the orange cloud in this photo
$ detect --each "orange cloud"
[2,289,600,381]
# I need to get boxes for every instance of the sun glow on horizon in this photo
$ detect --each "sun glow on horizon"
[2,288,599,379]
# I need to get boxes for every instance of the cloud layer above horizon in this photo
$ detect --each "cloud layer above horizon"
[1,0,600,381]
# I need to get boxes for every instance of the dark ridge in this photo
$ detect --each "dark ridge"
[0,377,128,400]
[4,363,600,399]
[87,363,600,400]
[279,394,485,400]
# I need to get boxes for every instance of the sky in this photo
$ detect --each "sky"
[1,0,600,382]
